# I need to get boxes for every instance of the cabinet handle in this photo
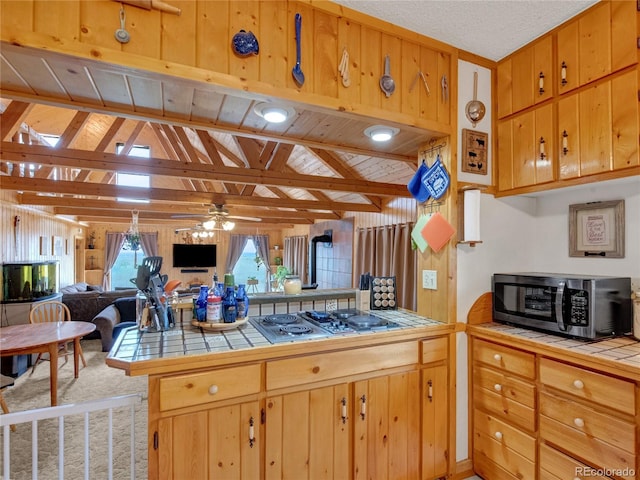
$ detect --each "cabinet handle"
[341,397,348,424]
[494,431,503,440]
[428,379,433,402]
[493,353,502,362]
[249,416,255,448]
[493,383,502,392]
[561,61,568,86]
[539,137,546,160]
[538,71,545,95]
[573,417,585,428]
[562,130,569,155]
[572,379,584,389]
[208,385,219,395]
[360,394,366,420]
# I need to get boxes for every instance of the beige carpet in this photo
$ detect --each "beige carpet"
[0,339,148,480]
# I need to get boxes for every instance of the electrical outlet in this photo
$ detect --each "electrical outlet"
[422,270,437,290]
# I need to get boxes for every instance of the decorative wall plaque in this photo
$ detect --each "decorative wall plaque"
[461,129,488,175]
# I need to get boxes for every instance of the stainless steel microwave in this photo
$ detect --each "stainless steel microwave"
[492,273,632,339]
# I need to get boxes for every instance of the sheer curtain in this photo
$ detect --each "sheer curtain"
[225,235,249,274]
[103,232,125,290]
[284,235,308,281]
[355,223,416,310]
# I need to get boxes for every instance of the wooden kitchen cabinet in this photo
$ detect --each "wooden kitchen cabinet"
[497,103,555,191]
[558,70,639,180]
[497,35,553,119]
[556,0,637,95]
[156,400,261,480]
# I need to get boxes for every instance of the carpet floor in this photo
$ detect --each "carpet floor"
[0,339,148,480]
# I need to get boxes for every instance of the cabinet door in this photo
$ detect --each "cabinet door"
[533,35,553,105]
[558,93,580,179]
[422,365,448,480]
[611,70,640,171]
[353,371,421,480]
[265,384,350,480]
[557,19,579,94]
[497,120,514,190]
[535,103,554,185]
[578,1,611,86]
[512,111,536,188]
[157,401,260,480]
[511,47,534,114]
[496,58,513,119]
[579,80,612,176]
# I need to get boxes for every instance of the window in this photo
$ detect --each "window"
[115,143,150,203]
[232,239,269,293]
[111,245,142,289]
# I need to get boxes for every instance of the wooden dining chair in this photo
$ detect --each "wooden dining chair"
[0,374,16,432]
[29,301,87,374]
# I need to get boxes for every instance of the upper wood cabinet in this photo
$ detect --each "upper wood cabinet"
[558,70,639,180]
[497,35,553,118]
[557,0,638,95]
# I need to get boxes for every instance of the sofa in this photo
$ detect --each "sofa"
[93,297,137,351]
[60,282,138,351]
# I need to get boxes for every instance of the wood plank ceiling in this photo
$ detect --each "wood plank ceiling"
[0,42,434,228]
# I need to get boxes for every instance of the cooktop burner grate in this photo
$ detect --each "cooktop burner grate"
[263,314,298,325]
[280,324,313,335]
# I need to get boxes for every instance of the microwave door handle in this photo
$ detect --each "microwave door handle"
[555,281,567,331]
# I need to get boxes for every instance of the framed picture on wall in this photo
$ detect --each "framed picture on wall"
[569,200,625,258]
[39,236,50,255]
[461,129,488,175]
[52,236,64,256]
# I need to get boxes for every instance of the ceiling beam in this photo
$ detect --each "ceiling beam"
[1,143,410,197]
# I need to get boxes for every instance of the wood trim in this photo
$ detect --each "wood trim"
[453,458,475,479]
[467,292,493,325]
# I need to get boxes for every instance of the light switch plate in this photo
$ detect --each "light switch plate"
[422,270,437,290]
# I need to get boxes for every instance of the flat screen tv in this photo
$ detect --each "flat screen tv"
[172,244,217,268]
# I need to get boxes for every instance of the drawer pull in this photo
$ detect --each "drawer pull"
[493,383,502,392]
[249,417,255,448]
[341,397,348,424]
[494,431,503,440]
[360,395,367,420]
[572,379,584,390]
[573,417,585,428]
[493,354,502,362]
[208,385,219,395]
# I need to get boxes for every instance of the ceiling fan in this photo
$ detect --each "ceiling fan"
[173,204,261,233]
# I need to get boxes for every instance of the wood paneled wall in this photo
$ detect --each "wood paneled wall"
[0,0,454,130]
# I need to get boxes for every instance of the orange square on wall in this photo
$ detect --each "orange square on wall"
[421,212,455,252]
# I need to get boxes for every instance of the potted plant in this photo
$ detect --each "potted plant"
[272,266,290,292]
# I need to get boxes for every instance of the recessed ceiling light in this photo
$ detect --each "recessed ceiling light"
[254,103,296,123]
[364,125,400,142]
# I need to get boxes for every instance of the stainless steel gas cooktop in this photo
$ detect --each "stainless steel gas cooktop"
[248,313,331,344]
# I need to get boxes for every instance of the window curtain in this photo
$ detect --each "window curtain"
[103,232,125,290]
[284,235,308,281]
[140,232,158,258]
[225,235,249,275]
[355,223,416,310]
[252,234,271,276]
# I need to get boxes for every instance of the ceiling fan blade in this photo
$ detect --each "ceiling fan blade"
[171,214,208,219]
[228,215,262,222]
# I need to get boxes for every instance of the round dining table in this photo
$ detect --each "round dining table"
[0,321,96,406]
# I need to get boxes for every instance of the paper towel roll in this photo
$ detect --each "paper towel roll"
[463,189,481,242]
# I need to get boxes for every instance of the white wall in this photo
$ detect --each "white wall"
[455,175,640,460]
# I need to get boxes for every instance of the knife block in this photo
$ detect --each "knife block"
[356,290,370,312]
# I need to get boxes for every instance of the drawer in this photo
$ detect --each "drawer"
[473,339,535,379]
[540,416,636,479]
[474,365,535,408]
[420,336,448,363]
[473,384,536,432]
[473,452,521,480]
[539,443,613,480]
[266,341,417,390]
[539,391,636,455]
[159,364,261,412]
[473,409,535,461]
[539,357,635,415]
[472,420,535,480]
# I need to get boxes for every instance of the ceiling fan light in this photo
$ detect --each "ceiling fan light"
[202,220,216,230]
[364,125,399,142]
[254,102,295,123]
[223,221,235,231]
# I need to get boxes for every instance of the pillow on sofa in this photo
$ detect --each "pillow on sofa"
[113,297,137,322]
[60,282,89,294]
[87,284,105,293]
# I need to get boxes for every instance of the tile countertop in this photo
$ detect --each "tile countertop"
[107,309,449,374]
[468,322,640,380]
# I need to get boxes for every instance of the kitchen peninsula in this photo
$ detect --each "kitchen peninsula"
[106,289,455,479]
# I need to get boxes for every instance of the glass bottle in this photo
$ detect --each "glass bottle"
[236,284,249,319]
[222,286,237,323]
[206,280,222,323]
[194,285,208,322]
